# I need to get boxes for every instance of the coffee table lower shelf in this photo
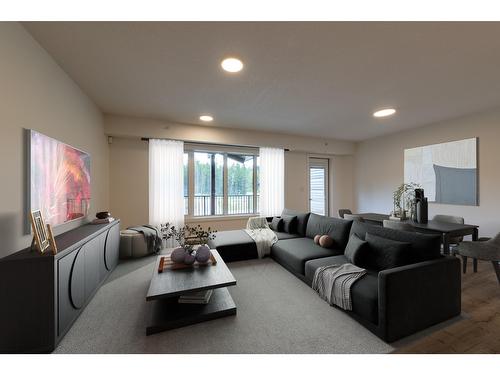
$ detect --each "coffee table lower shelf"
[146,287,237,335]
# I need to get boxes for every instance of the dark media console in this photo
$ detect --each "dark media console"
[0,220,120,353]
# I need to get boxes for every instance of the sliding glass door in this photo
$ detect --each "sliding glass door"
[309,158,329,216]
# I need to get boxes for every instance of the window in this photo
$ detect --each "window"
[227,154,254,214]
[183,145,259,217]
[193,152,223,216]
[309,158,329,216]
[183,153,188,214]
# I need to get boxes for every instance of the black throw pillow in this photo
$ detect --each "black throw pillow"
[270,217,284,232]
[281,215,298,234]
[344,233,368,266]
[363,233,412,271]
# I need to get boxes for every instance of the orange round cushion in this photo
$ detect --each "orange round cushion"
[319,235,334,248]
[314,234,322,245]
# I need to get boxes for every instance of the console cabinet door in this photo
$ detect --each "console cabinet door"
[104,224,120,271]
[57,247,84,337]
[83,235,102,300]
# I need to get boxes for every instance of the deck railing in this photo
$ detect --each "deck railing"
[184,194,258,216]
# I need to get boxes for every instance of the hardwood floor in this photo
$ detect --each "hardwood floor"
[394,259,500,353]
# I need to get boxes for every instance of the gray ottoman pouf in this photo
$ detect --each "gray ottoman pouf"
[119,229,150,259]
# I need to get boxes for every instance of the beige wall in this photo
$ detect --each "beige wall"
[0,23,109,258]
[354,108,500,237]
[330,155,355,217]
[108,130,355,231]
[105,114,355,155]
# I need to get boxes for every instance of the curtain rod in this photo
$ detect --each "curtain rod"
[140,137,290,151]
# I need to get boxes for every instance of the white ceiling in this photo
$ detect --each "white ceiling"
[23,22,500,141]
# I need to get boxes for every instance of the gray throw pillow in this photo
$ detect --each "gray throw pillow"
[344,233,368,266]
[270,217,283,232]
[363,233,412,271]
[281,215,298,234]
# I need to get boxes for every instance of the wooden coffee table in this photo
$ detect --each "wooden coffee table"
[146,249,237,335]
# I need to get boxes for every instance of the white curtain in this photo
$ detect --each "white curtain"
[149,139,184,247]
[259,147,285,217]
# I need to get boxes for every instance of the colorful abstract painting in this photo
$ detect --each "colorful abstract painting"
[30,130,91,227]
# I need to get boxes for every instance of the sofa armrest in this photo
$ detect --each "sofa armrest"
[378,256,461,342]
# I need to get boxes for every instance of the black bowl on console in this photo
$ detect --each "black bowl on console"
[96,211,111,219]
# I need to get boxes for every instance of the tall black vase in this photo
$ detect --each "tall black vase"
[416,199,428,224]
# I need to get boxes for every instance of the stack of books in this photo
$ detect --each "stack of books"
[178,289,213,304]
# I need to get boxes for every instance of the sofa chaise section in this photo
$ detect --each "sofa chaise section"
[208,230,258,262]
[305,254,380,326]
[303,222,461,342]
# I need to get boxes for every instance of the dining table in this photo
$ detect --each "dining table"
[357,213,479,255]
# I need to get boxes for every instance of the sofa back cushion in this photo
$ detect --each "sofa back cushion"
[281,209,310,237]
[344,233,369,266]
[281,215,298,234]
[350,221,441,263]
[305,213,353,249]
[362,233,412,271]
[269,217,283,232]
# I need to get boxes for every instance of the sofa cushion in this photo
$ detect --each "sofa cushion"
[282,209,311,237]
[281,215,297,234]
[304,255,379,324]
[362,233,412,271]
[305,213,353,249]
[274,231,301,240]
[270,217,283,232]
[344,233,368,266]
[350,221,441,263]
[271,237,343,275]
[207,230,258,262]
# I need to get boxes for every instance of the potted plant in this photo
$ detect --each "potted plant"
[160,223,217,265]
[392,182,421,220]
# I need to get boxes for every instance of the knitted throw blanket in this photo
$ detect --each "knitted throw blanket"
[244,217,278,258]
[312,263,367,310]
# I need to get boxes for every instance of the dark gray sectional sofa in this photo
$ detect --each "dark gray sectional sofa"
[208,209,461,342]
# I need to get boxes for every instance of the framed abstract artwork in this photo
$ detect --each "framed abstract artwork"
[404,138,478,206]
[26,130,91,232]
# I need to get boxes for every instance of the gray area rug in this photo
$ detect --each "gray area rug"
[54,256,395,354]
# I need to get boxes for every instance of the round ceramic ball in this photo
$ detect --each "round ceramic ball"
[184,251,196,265]
[314,234,322,245]
[195,245,211,263]
[319,235,334,248]
[170,247,185,264]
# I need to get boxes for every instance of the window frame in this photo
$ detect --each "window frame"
[308,157,330,216]
[184,143,260,219]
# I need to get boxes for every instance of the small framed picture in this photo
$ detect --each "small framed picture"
[46,223,58,255]
[30,210,50,254]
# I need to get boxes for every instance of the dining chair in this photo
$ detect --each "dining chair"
[338,209,352,219]
[432,214,465,255]
[457,233,500,284]
[383,220,415,232]
[343,213,365,222]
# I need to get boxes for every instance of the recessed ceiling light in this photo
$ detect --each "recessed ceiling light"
[199,115,214,122]
[221,57,244,73]
[373,108,396,118]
